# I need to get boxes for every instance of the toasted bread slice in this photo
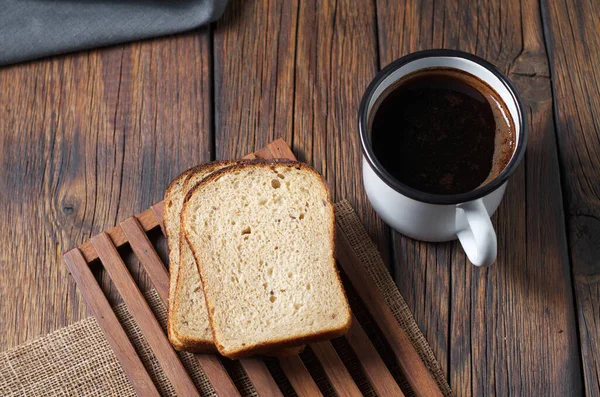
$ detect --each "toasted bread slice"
[182,160,351,359]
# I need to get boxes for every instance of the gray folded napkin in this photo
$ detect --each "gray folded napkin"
[0,0,228,66]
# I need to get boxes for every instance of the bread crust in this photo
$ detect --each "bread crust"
[182,160,351,359]
[170,160,306,354]
[169,161,237,352]
[164,165,203,350]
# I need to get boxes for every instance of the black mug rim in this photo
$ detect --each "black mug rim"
[358,49,528,205]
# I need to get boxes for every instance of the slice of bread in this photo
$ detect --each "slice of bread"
[168,161,305,355]
[165,161,235,351]
[164,167,197,350]
[182,160,351,359]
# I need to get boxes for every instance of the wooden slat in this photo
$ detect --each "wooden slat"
[150,201,166,235]
[279,355,323,397]
[253,146,276,160]
[120,217,170,304]
[310,341,362,397]
[239,358,284,397]
[335,229,443,397]
[244,138,294,161]
[346,315,405,397]
[79,207,160,263]
[63,249,160,397]
[195,354,242,396]
[266,139,296,160]
[120,214,241,397]
[90,233,200,397]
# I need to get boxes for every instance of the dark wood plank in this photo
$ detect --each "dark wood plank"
[542,0,600,394]
[119,214,241,397]
[63,249,160,397]
[279,355,323,397]
[0,29,213,350]
[239,358,284,397]
[376,0,582,395]
[310,342,362,397]
[90,233,200,397]
[291,0,391,261]
[213,0,297,159]
[336,229,443,397]
[345,314,405,397]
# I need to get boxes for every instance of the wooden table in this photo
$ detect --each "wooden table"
[0,0,597,395]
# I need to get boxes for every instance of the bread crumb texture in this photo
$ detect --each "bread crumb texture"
[184,162,350,356]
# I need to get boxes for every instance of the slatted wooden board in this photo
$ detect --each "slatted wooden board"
[63,139,443,397]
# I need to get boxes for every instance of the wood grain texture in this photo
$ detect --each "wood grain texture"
[310,342,362,397]
[213,0,297,159]
[63,249,161,397]
[91,233,200,397]
[336,229,443,397]
[345,314,405,397]
[279,355,323,397]
[0,29,213,350]
[238,358,284,397]
[376,0,582,395]
[542,0,600,395]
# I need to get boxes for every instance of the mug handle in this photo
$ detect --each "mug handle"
[456,199,497,267]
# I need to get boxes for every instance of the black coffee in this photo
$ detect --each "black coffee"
[371,68,515,195]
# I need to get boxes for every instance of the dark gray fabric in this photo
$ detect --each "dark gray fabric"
[0,0,228,66]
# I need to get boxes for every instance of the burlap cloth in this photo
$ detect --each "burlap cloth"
[0,201,453,396]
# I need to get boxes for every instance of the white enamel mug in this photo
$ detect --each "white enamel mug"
[359,50,527,267]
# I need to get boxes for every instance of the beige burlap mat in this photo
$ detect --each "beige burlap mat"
[0,201,452,396]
